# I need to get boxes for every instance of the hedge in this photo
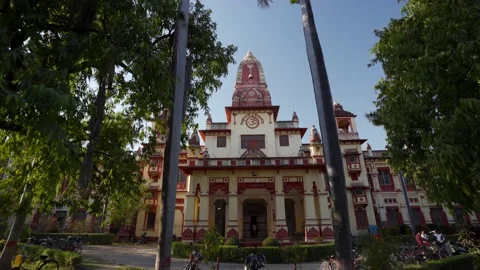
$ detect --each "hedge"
[31,233,115,244]
[403,253,477,269]
[384,235,459,246]
[172,242,335,263]
[0,243,82,267]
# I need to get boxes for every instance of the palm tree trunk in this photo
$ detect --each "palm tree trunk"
[155,1,190,270]
[299,0,353,269]
[0,182,33,269]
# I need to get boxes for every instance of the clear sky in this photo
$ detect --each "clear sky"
[195,0,403,150]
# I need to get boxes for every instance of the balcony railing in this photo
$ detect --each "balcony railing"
[208,123,229,130]
[182,157,324,168]
[363,151,389,158]
[347,163,362,171]
[338,132,360,140]
[275,121,297,128]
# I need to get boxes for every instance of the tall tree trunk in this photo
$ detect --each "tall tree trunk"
[299,0,353,269]
[0,182,33,269]
[155,1,189,269]
[78,63,114,196]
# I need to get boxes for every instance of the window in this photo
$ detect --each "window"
[411,209,422,227]
[386,208,401,226]
[430,207,444,226]
[378,169,392,185]
[353,189,365,196]
[146,212,156,229]
[454,208,466,226]
[177,171,187,183]
[216,136,226,148]
[241,135,265,149]
[348,155,359,163]
[56,211,67,228]
[73,210,87,222]
[355,209,369,230]
[279,135,289,146]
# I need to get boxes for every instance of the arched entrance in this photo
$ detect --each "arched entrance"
[214,199,226,237]
[243,199,267,240]
[285,198,297,233]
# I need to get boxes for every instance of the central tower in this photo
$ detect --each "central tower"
[232,51,272,107]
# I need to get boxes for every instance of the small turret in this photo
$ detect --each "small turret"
[188,132,200,147]
[309,125,322,144]
[206,113,212,123]
[203,148,210,158]
[187,132,201,158]
[367,143,373,156]
[292,111,299,122]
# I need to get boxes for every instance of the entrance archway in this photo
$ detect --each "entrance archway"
[214,199,226,237]
[285,198,297,233]
[242,199,267,240]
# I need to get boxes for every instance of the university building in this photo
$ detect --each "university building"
[10,51,476,239]
[134,51,480,242]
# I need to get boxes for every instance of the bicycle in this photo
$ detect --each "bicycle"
[11,249,59,270]
[319,253,366,270]
[182,244,204,270]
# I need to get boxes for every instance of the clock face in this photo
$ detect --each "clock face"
[245,116,260,129]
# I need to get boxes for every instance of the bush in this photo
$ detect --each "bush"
[288,232,304,242]
[172,242,334,263]
[31,233,115,244]
[20,225,32,242]
[356,234,400,270]
[224,236,240,246]
[4,244,83,267]
[262,237,280,247]
[403,253,476,269]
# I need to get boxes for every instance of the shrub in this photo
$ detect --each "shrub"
[285,242,307,266]
[18,244,82,266]
[262,237,280,247]
[202,228,223,267]
[403,252,476,269]
[172,242,204,258]
[224,236,240,246]
[172,242,335,263]
[314,236,324,244]
[20,225,32,242]
[31,233,115,244]
[288,232,304,242]
[458,226,480,248]
[356,234,400,270]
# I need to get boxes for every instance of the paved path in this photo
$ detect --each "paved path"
[83,244,324,270]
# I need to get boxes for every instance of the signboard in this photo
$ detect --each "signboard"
[368,225,379,235]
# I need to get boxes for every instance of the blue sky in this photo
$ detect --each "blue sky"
[195,0,403,150]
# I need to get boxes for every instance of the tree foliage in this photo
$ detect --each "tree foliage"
[202,228,224,268]
[368,0,480,211]
[0,0,236,217]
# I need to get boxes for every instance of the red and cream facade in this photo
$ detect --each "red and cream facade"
[135,51,480,242]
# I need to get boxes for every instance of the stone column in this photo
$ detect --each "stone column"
[182,195,196,242]
[197,194,209,240]
[379,207,387,226]
[275,194,288,241]
[303,173,320,242]
[318,195,334,241]
[227,194,239,239]
[365,190,377,226]
[274,175,288,241]
[303,194,320,242]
